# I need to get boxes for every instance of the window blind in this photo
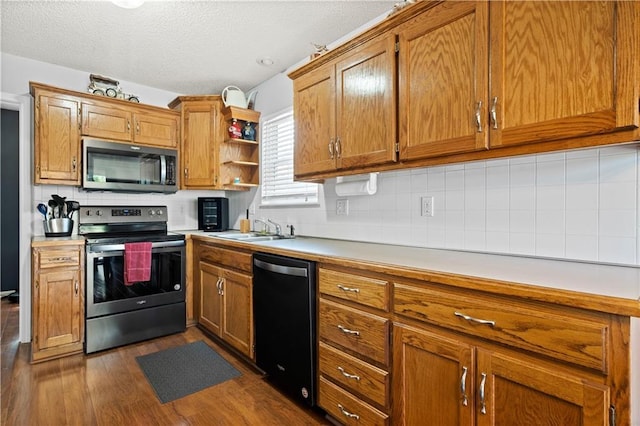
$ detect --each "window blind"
[261,109,318,205]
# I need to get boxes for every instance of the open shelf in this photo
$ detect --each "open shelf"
[225,137,259,145]
[223,160,259,167]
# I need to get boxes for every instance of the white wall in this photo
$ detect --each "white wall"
[232,70,640,266]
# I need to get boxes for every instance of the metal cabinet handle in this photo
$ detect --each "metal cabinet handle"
[72,157,77,172]
[454,311,496,327]
[337,404,360,420]
[329,139,334,159]
[337,366,361,381]
[184,168,188,178]
[53,257,73,262]
[127,120,131,131]
[337,284,360,293]
[460,366,468,406]
[335,137,342,158]
[479,372,487,414]
[74,280,79,296]
[490,96,498,129]
[475,101,483,133]
[136,121,140,134]
[219,278,224,296]
[216,278,222,295]
[337,325,360,336]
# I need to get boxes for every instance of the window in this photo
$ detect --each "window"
[261,108,318,206]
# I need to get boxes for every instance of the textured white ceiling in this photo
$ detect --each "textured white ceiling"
[1,0,397,95]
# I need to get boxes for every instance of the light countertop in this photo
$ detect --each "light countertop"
[183,230,640,316]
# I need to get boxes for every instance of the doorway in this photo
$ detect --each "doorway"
[1,108,20,302]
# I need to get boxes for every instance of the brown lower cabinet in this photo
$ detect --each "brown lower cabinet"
[31,239,85,363]
[393,324,609,426]
[391,280,621,426]
[195,241,254,359]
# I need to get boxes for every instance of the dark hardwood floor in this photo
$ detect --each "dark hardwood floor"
[1,299,331,425]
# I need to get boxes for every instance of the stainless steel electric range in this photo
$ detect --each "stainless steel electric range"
[78,205,186,354]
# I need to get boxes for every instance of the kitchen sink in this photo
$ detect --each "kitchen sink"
[213,232,286,242]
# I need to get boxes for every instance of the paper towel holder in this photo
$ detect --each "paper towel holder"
[335,172,378,196]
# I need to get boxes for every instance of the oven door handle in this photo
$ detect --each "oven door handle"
[88,240,185,253]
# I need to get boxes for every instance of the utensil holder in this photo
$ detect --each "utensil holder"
[43,218,73,237]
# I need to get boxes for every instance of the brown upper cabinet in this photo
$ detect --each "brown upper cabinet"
[32,88,81,185]
[170,97,222,189]
[290,0,639,179]
[82,101,178,148]
[169,96,261,190]
[397,1,490,160]
[30,82,180,186]
[292,32,397,178]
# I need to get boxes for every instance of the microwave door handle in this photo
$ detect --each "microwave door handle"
[160,155,167,185]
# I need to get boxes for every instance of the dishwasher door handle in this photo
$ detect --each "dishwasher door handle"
[254,258,308,277]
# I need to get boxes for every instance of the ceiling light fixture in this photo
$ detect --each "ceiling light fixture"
[111,0,145,9]
[256,57,275,67]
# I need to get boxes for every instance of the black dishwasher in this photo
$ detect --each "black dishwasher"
[253,252,317,407]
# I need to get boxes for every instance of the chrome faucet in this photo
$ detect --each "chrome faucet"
[268,219,282,236]
[254,218,270,234]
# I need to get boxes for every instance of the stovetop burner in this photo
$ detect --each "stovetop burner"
[78,205,184,244]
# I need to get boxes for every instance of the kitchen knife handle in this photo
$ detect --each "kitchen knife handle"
[475,101,483,133]
[490,96,498,129]
[337,284,360,293]
[337,325,360,336]
[454,311,495,327]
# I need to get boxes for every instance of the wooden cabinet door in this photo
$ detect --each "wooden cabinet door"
[393,324,474,426]
[293,61,337,177]
[397,1,489,160]
[34,94,80,184]
[133,111,179,148]
[220,268,253,358]
[81,103,133,141]
[489,0,639,148]
[34,269,82,351]
[476,349,610,426]
[335,32,397,170]
[182,102,219,188]
[199,262,223,335]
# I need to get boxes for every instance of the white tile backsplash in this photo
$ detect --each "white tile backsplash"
[222,145,639,266]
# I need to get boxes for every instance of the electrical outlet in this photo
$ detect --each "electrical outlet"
[336,199,349,216]
[421,196,434,217]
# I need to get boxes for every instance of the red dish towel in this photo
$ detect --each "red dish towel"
[124,242,152,286]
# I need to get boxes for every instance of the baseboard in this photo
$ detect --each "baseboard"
[0,290,16,298]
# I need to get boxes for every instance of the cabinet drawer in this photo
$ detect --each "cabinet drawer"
[37,249,81,269]
[319,268,389,311]
[319,299,389,365]
[394,283,609,372]
[319,341,389,408]
[198,244,252,273]
[319,376,388,426]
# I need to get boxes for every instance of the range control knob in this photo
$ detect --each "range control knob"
[156,209,164,216]
[95,210,103,216]
[148,209,155,216]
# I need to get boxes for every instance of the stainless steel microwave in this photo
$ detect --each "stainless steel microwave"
[82,138,178,193]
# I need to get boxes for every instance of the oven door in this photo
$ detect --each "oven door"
[86,240,185,318]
